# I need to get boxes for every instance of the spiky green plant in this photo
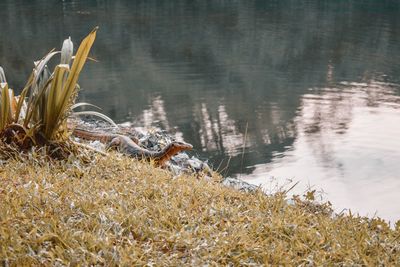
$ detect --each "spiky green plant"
[0,27,113,153]
[27,28,97,139]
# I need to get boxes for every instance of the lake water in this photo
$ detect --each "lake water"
[1,1,400,222]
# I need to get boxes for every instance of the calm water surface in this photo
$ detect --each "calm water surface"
[1,1,400,222]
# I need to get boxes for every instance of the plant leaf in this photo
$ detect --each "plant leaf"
[44,64,70,139]
[71,102,101,110]
[49,27,98,137]
[61,37,74,65]
[30,50,60,96]
[73,111,118,127]
[0,83,10,129]
[0,66,6,83]
[14,87,29,123]
[23,76,53,127]
[9,89,16,122]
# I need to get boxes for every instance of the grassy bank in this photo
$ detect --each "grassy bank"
[0,153,399,266]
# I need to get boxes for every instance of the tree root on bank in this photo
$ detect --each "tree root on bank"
[0,123,84,161]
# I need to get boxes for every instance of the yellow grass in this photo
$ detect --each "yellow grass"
[0,153,399,266]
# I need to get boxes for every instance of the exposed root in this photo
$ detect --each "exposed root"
[0,123,34,150]
[0,124,91,162]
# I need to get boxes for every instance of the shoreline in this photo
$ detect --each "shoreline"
[74,121,398,224]
[1,152,398,265]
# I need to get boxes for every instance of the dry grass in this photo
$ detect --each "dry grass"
[0,154,399,266]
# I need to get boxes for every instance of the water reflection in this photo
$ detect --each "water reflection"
[195,103,246,157]
[247,81,400,222]
[135,96,171,131]
[1,0,400,221]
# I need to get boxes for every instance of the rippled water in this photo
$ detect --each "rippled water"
[1,1,400,221]
[247,81,400,221]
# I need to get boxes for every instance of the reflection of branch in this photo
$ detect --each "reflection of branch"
[240,122,248,176]
[298,80,398,170]
[214,106,224,153]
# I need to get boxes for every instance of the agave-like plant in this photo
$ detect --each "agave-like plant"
[0,27,114,154]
